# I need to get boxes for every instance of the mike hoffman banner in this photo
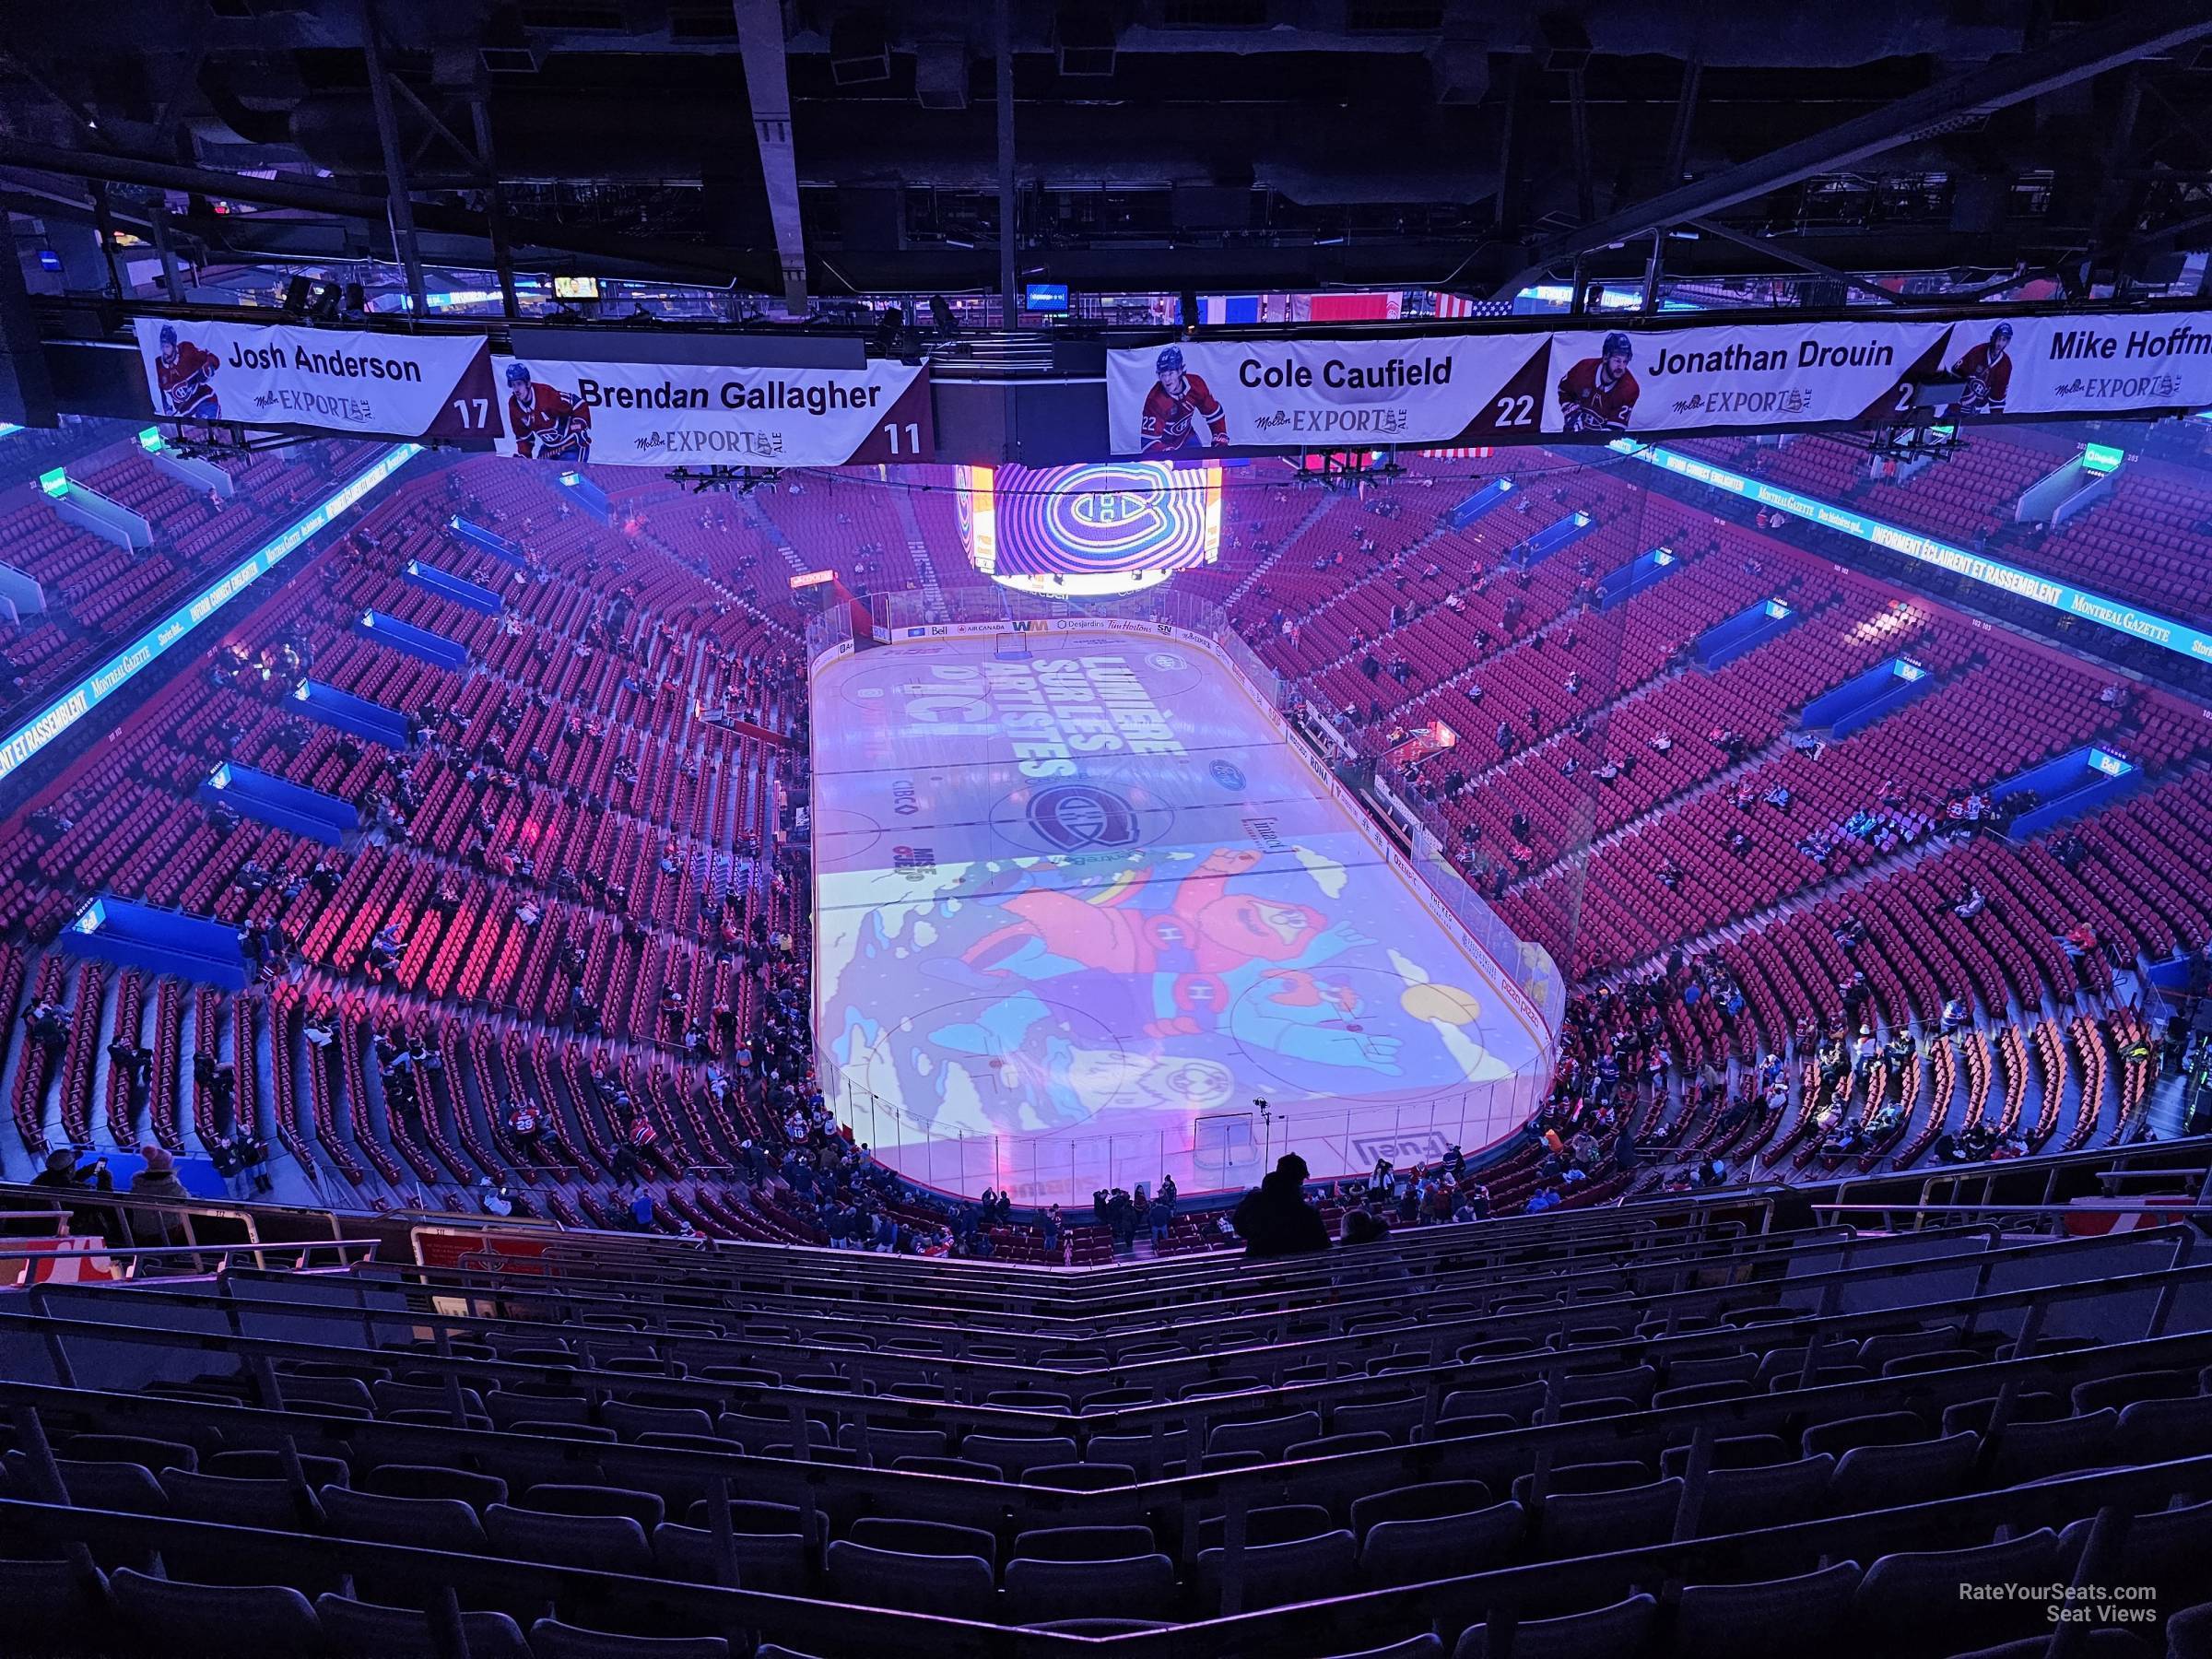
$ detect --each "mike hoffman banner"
[488,356,935,468]
[135,318,500,441]
[1109,309,2212,453]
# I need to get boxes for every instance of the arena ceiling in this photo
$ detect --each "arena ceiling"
[4,0,2212,310]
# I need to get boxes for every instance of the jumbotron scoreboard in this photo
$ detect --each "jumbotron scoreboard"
[957,460,1222,596]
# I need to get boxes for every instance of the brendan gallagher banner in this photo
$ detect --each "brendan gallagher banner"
[489,356,934,468]
[135,318,500,441]
[1105,335,1551,454]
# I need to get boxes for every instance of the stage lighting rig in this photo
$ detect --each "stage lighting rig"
[665,465,775,495]
[1293,449,1401,494]
[1840,423,1964,471]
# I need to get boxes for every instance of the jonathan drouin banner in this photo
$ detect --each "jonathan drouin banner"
[1109,309,2212,453]
[489,356,935,468]
[135,318,501,441]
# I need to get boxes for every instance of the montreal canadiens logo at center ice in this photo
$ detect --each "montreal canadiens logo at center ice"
[1026,783,1142,851]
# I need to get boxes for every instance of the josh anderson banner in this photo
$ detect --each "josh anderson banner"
[490,356,935,468]
[134,318,499,441]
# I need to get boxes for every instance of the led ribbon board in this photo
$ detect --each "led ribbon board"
[1610,439,2212,667]
[0,442,422,788]
[959,460,1222,596]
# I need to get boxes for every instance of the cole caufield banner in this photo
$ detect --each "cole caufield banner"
[489,357,935,468]
[1105,336,1555,454]
[135,318,500,441]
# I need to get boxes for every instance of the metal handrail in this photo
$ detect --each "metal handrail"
[0,1236,380,1279]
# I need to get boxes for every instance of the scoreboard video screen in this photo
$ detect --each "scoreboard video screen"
[957,460,1222,596]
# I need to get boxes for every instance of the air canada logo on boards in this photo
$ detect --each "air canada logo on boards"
[1027,783,1140,851]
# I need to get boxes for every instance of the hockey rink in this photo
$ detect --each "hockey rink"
[810,628,1553,1206]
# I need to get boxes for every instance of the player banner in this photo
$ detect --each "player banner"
[134,318,500,441]
[1105,335,1552,455]
[1110,308,2212,454]
[489,355,934,468]
[2001,312,2212,418]
[1545,310,2212,437]
[1543,320,1957,437]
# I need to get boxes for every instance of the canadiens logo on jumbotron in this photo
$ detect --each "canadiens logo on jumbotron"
[1026,783,1140,851]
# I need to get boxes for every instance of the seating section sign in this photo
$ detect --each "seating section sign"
[488,355,935,468]
[1107,308,2212,452]
[134,318,500,441]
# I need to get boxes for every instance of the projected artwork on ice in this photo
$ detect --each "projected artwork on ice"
[811,630,1547,1193]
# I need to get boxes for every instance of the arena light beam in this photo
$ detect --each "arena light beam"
[0,442,423,789]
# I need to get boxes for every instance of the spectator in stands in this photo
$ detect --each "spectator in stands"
[125,1146,191,1268]
[1853,1025,1880,1086]
[1232,1154,1330,1258]
[1151,1175,1176,1244]
[23,1000,67,1053]
[366,923,406,981]
[1954,885,1987,920]
[29,1150,114,1239]
[1941,994,1971,1035]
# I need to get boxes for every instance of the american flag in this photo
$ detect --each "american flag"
[1430,292,1514,319]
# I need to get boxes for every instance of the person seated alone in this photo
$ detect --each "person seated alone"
[1231,1154,1331,1259]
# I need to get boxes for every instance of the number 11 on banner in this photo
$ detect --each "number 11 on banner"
[881,422,924,454]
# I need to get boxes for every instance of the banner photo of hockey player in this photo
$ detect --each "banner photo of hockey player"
[1995,312,2212,418]
[1545,310,2212,437]
[488,356,934,468]
[1104,335,1554,455]
[133,318,500,441]
[1541,320,1956,437]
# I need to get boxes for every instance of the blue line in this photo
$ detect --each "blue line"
[0,442,424,788]
[1608,439,2212,668]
